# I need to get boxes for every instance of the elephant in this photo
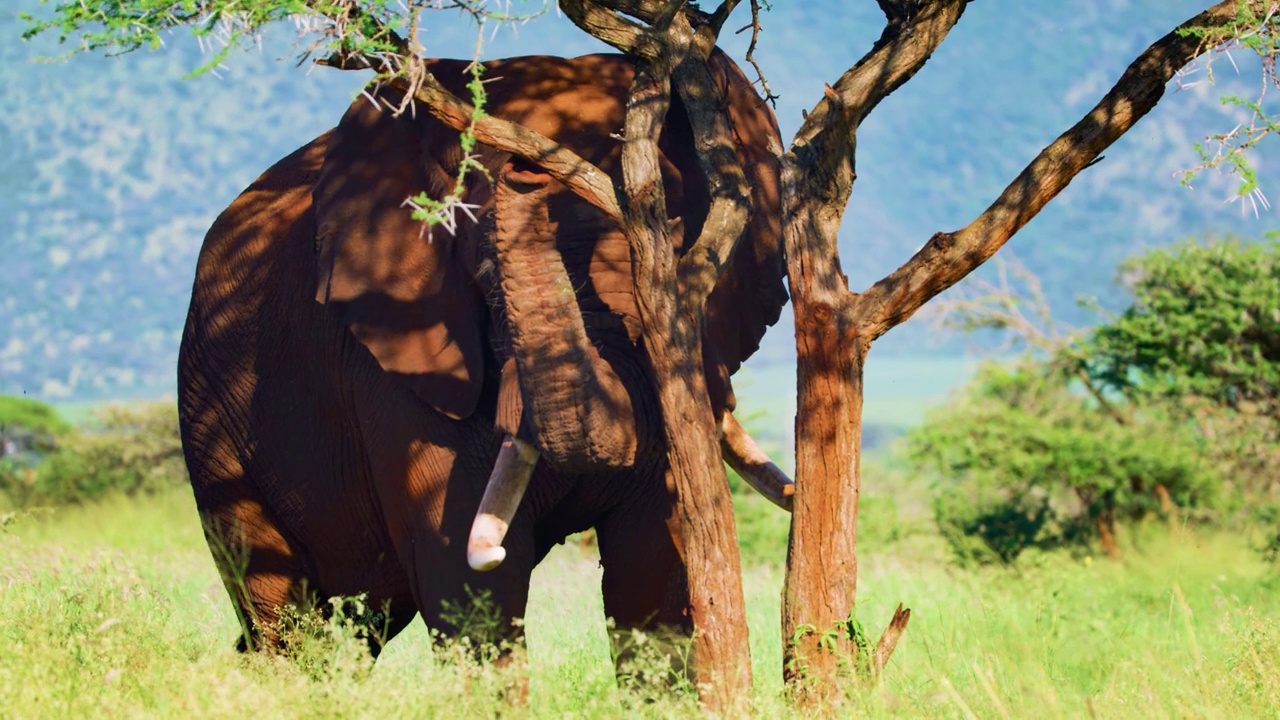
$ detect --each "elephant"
[177,49,793,660]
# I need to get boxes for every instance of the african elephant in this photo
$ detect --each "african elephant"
[177,50,792,657]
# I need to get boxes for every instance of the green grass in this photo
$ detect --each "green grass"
[6,372,1275,717]
[3,480,1279,718]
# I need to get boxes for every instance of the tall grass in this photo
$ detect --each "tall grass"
[3,480,1279,717]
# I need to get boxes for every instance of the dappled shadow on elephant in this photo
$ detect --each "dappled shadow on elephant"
[177,50,786,681]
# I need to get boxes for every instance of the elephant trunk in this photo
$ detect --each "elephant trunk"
[492,163,638,474]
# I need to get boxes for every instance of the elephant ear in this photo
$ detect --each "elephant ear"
[314,90,486,420]
[702,51,789,384]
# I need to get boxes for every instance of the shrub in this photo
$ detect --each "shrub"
[1085,238,1280,499]
[1087,238,1280,416]
[0,395,70,460]
[0,401,186,507]
[908,361,1220,564]
[911,239,1280,564]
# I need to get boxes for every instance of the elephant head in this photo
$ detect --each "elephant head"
[311,52,794,571]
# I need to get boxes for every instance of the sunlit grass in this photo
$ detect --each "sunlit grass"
[2,480,1278,717]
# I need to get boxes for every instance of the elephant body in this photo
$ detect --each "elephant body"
[178,52,785,651]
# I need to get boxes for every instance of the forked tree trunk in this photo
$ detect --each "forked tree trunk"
[779,162,877,692]
[617,37,754,710]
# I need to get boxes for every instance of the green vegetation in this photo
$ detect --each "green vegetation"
[1086,239,1279,421]
[5,235,1280,713]
[911,361,1220,564]
[908,239,1280,564]
[0,395,70,438]
[0,395,70,466]
[4,474,1280,717]
[0,399,184,508]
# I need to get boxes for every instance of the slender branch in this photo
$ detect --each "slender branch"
[930,255,1131,425]
[851,0,1261,341]
[736,0,778,106]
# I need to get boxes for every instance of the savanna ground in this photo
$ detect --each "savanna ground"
[4,356,1280,718]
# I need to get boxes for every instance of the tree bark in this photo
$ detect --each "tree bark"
[645,297,754,708]
[782,303,866,691]
[778,134,869,692]
[615,20,754,709]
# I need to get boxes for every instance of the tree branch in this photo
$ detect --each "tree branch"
[791,0,968,154]
[707,0,743,36]
[562,1,750,312]
[413,69,624,222]
[780,0,967,312]
[875,0,916,26]
[851,0,1258,341]
[320,45,623,223]
[672,33,752,310]
[559,0,645,55]
[735,0,778,106]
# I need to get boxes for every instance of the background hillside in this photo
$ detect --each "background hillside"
[2,0,1277,401]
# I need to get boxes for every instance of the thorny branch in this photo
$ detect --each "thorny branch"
[1175,1,1280,214]
[317,3,624,223]
[929,255,1130,425]
[735,0,778,107]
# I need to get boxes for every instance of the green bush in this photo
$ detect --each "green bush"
[0,394,70,459]
[931,478,1054,566]
[1086,238,1280,417]
[1085,238,1280,501]
[0,401,186,507]
[909,239,1280,565]
[908,362,1219,564]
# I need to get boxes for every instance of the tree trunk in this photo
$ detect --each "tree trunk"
[1096,513,1120,558]
[1097,494,1120,559]
[778,112,874,697]
[618,44,753,711]
[646,299,754,709]
[782,303,866,694]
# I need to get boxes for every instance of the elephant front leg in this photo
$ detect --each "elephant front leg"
[594,502,696,691]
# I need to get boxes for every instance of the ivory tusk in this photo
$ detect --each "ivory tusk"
[720,410,795,512]
[467,435,540,571]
